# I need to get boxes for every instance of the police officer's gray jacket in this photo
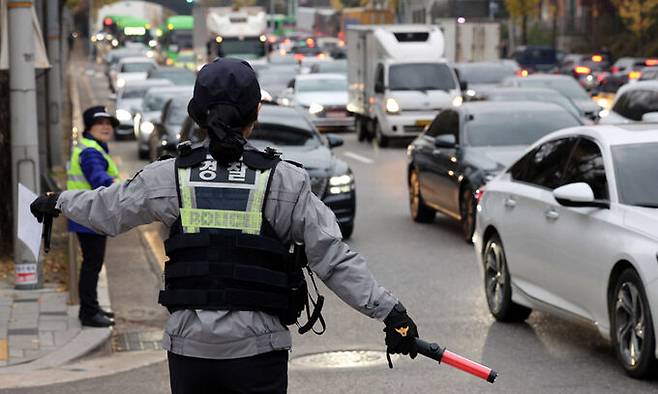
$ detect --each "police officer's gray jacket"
[56,145,398,359]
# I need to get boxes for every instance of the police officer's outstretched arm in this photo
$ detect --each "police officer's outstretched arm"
[288,168,419,359]
[33,159,178,237]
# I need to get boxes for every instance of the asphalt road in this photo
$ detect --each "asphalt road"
[5,58,657,393]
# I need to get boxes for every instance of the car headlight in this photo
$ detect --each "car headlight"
[328,173,354,194]
[308,103,324,115]
[117,78,126,88]
[452,96,463,107]
[116,109,132,122]
[140,121,154,135]
[385,97,400,114]
[146,50,155,58]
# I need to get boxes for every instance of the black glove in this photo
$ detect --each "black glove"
[384,302,419,366]
[30,192,61,223]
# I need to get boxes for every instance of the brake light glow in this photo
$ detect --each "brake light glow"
[592,54,603,62]
[475,188,486,203]
[597,74,605,82]
[294,53,304,61]
[646,58,658,66]
[575,66,591,75]
[516,69,529,77]
[611,66,620,73]
[306,38,315,48]
[629,70,642,80]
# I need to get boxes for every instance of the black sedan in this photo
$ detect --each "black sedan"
[148,95,189,161]
[406,101,582,241]
[179,104,357,238]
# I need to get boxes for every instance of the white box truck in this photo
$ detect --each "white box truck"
[435,19,501,63]
[347,25,462,147]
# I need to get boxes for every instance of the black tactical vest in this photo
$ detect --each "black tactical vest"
[158,147,306,323]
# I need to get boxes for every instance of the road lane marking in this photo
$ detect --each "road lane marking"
[343,151,374,164]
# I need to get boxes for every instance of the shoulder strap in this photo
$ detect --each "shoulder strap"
[242,149,280,171]
[175,146,207,169]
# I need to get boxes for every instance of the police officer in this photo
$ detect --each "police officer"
[30,59,419,393]
[68,106,120,328]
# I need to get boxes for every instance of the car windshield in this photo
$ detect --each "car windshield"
[613,89,658,121]
[219,38,265,59]
[144,90,189,112]
[613,143,658,207]
[258,68,298,88]
[313,61,347,74]
[464,110,579,147]
[151,70,195,85]
[518,78,590,99]
[296,77,346,92]
[487,91,580,117]
[122,62,154,73]
[515,48,556,65]
[121,87,152,99]
[250,124,320,147]
[167,103,188,124]
[457,64,516,84]
[389,63,456,91]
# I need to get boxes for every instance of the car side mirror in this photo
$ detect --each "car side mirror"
[553,182,610,209]
[374,81,384,94]
[434,134,457,149]
[326,134,344,148]
[641,111,658,122]
[459,80,468,91]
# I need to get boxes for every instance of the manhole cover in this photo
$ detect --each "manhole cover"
[289,350,397,369]
[112,331,163,352]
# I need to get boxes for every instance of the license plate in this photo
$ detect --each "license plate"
[326,111,346,118]
[415,119,432,127]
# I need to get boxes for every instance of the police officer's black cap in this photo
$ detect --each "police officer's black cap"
[83,106,119,130]
[188,58,261,125]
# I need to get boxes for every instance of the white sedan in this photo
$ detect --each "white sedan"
[473,124,658,378]
[598,80,658,124]
[278,73,354,131]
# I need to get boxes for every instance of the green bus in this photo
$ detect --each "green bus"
[115,16,152,46]
[268,14,296,37]
[160,15,194,64]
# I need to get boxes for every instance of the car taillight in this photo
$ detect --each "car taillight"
[629,70,641,80]
[475,188,486,203]
[294,53,304,61]
[597,74,605,82]
[646,58,658,66]
[516,69,529,77]
[592,54,603,63]
[575,66,591,75]
[611,66,619,73]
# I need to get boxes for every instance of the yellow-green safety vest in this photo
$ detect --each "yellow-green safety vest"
[66,137,119,190]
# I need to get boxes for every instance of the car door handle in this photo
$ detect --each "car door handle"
[504,197,517,208]
[544,208,560,221]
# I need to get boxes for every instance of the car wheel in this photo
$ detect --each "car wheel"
[484,234,531,322]
[408,169,435,223]
[339,223,354,239]
[375,122,389,147]
[460,186,476,243]
[611,269,657,379]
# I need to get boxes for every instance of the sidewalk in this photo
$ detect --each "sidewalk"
[0,267,112,373]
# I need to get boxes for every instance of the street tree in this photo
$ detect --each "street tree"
[612,0,658,39]
[505,0,541,45]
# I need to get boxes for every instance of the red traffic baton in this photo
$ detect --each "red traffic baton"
[415,338,498,383]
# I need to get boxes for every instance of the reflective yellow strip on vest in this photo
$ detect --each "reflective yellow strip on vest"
[180,208,262,235]
[178,168,199,233]
[246,169,269,215]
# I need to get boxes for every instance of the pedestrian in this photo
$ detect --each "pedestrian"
[66,106,119,328]
[30,58,419,393]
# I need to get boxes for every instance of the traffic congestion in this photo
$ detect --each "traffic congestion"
[4,1,658,392]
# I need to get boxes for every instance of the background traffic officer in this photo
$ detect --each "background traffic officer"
[30,59,418,393]
[67,106,119,327]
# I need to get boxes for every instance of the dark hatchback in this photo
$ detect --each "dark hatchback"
[179,104,357,238]
[406,101,582,241]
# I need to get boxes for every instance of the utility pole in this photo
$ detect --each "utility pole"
[193,1,209,65]
[34,0,49,178]
[88,0,94,61]
[9,0,43,289]
[47,0,63,167]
